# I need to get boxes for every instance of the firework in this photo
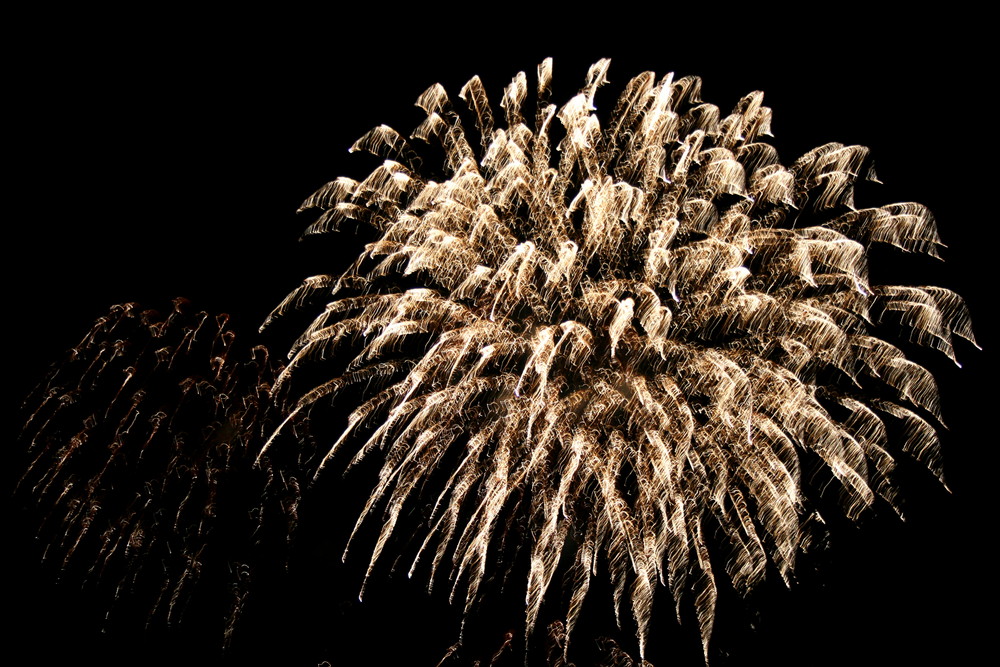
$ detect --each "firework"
[17,300,300,648]
[262,58,976,661]
[17,56,978,666]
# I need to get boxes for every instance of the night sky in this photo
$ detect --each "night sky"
[9,12,994,666]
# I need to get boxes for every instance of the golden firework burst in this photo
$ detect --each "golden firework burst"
[262,58,977,660]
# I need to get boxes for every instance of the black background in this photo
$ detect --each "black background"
[8,11,995,666]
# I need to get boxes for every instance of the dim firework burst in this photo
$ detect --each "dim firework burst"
[262,58,976,660]
[18,301,298,647]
